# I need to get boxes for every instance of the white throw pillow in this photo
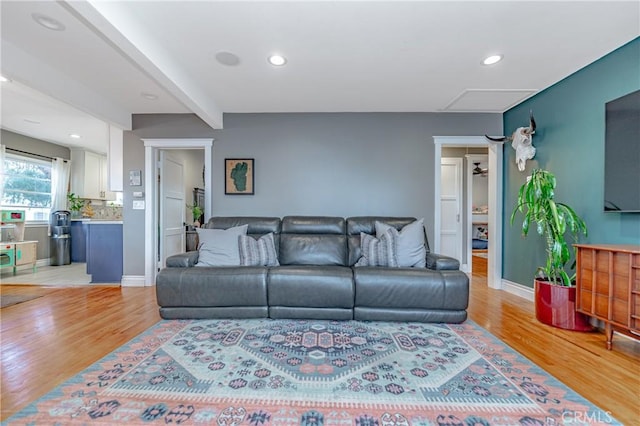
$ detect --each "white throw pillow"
[195,224,248,266]
[375,219,426,267]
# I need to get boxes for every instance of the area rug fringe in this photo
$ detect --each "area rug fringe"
[101,390,542,414]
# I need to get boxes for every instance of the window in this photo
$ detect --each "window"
[1,154,52,221]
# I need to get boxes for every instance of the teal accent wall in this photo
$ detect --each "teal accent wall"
[503,38,640,287]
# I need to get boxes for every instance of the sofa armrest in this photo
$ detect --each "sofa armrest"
[166,251,199,267]
[425,253,460,270]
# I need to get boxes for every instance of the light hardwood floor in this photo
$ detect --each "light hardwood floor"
[1,262,94,286]
[1,258,639,423]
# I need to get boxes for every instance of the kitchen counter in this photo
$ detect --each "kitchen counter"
[85,222,122,283]
[70,221,86,262]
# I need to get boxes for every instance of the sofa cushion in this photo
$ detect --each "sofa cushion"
[355,229,398,267]
[353,268,469,311]
[376,218,426,267]
[195,224,248,266]
[205,217,281,235]
[268,265,354,309]
[281,216,345,234]
[279,216,347,266]
[156,266,268,307]
[238,233,280,266]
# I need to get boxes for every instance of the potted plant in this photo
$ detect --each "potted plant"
[186,203,203,227]
[67,192,84,218]
[511,169,591,331]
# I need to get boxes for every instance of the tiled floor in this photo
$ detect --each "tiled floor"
[0,262,95,286]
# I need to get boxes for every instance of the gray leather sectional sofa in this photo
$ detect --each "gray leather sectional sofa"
[156,216,469,323]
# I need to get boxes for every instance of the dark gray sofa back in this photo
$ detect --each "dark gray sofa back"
[280,216,347,266]
[205,217,281,251]
[346,216,428,266]
[205,217,280,234]
[200,216,431,267]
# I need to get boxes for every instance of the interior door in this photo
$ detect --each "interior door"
[440,157,463,264]
[159,151,185,269]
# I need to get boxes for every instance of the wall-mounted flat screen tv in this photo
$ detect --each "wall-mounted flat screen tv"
[603,89,640,212]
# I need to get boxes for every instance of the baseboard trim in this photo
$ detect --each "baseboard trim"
[121,275,147,287]
[501,279,534,302]
[36,258,51,267]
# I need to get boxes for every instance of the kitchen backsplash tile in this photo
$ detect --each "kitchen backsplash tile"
[75,199,122,220]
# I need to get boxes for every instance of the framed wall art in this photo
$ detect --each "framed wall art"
[225,158,254,195]
[129,170,142,186]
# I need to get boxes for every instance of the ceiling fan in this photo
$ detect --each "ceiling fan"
[473,162,488,176]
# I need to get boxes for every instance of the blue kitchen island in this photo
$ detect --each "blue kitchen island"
[85,220,123,283]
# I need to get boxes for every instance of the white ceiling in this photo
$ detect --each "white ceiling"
[1,1,638,154]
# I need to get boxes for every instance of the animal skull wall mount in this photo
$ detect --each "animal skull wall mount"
[486,112,537,172]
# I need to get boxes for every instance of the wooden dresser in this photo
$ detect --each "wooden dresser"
[575,244,640,349]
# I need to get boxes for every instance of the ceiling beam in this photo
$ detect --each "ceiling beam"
[61,0,224,129]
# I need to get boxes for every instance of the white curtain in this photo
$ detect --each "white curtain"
[0,144,6,204]
[50,157,71,212]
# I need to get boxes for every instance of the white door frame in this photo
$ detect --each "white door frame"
[142,138,213,286]
[465,153,489,276]
[434,136,503,289]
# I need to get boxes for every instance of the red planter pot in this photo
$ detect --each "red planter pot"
[534,279,593,331]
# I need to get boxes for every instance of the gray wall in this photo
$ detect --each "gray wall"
[122,114,216,276]
[122,131,146,276]
[121,112,501,276]
[23,225,49,260]
[1,129,71,160]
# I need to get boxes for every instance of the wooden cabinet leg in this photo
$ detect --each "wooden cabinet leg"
[605,324,613,350]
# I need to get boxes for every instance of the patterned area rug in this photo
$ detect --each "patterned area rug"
[5,319,618,425]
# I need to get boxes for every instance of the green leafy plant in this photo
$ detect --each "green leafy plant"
[186,204,203,222]
[511,169,588,286]
[67,192,84,212]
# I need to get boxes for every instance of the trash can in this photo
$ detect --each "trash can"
[50,210,71,266]
[51,234,71,266]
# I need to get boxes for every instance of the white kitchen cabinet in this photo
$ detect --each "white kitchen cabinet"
[71,150,116,200]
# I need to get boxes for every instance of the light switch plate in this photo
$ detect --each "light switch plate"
[132,200,145,210]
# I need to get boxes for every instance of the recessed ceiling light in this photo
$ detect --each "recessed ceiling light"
[268,54,287,66]
[69,134,81,139]
[141,92,158,100]
[482,54,503,65]
[215,51,241,66]
[32,13,66,31]
[0,75,9,83]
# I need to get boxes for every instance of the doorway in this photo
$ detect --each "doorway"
[142,138,213,286]
[466,153,489,276]
[433,136,503,289]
